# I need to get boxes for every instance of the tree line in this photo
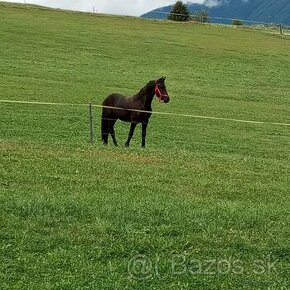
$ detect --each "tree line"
[168,1,209,23]
[168,1,244,25]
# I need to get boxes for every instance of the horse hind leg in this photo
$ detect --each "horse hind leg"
[101,112,109,145]
[108,119,118,146]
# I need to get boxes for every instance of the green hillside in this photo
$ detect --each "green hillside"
[0,3,290,289]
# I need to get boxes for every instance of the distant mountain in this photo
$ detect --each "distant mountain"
[141,0,290,25]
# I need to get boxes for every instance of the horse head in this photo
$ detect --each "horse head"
[155,77,170,103]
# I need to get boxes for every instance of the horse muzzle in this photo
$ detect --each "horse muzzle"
[161,95,170,103]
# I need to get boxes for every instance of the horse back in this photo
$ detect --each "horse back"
[102,93,151,123]
[102,94,131,121]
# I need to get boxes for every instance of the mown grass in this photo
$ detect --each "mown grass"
[0,3,290,289]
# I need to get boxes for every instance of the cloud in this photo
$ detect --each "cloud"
[2,0,203,16]
[203,0,223,8]
[203,0,249,8]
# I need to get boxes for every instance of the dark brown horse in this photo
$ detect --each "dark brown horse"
[101,77,170,148]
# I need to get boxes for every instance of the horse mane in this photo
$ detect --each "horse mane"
[133,80,155,101]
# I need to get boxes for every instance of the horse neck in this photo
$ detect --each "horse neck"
[133,81,155,108]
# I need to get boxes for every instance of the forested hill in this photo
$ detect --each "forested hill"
[141,0,290,25]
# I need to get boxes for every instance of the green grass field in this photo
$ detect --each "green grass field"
[0,3,290,289]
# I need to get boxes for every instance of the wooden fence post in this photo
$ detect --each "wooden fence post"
[279,24,283,35]
[88,103,94,145]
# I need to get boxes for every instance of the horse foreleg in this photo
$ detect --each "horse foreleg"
[141,123,148,148]
[125,122,137,147]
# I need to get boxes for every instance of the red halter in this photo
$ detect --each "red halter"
[155,81,168,101]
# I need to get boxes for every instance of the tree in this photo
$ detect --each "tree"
[192,10,210,23]
[168,1,190,22]
[232,19,244,26]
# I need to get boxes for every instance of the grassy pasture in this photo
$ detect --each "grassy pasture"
[0,3,290,289]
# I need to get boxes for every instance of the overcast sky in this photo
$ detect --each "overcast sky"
[3,0,204,16]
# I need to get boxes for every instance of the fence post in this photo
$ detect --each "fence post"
[88,103,94,145]
[279,24,283,35]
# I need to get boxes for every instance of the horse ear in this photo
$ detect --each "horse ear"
[157,76,166,83]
